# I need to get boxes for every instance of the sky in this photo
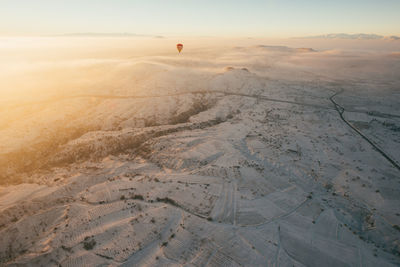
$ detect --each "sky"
[1,0,399,37]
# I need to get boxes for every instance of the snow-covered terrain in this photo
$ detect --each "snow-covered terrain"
[0,38,399,266]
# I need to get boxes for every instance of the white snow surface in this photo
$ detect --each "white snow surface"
[0,40,400,266]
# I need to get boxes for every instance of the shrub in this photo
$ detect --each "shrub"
[132,194,144,200]
[83,237,96,250]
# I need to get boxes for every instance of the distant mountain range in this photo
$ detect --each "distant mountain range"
[297,33,399,41]
[58,32,164,38]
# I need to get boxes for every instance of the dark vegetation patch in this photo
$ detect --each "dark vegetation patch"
[169,98,211,125]
[131,194,144,200]
[0,125,95,185]
[61,245,72,252]
[83,236,96,250]
[156,197,178,206]
[53,118,224,166]
[0,95,220,185]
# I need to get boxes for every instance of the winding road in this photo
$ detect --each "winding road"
[330,89,400,172]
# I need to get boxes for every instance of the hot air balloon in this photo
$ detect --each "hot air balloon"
[177,43,183,53]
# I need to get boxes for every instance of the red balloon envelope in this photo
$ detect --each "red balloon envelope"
[177,43,183,53]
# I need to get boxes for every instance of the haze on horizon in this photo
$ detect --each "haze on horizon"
[1,0,400,37]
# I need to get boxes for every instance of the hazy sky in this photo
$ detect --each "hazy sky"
[1,0,399,37]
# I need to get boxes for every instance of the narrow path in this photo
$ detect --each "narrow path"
[330,89,400,172]
[9,88,400,119]
[6,90,335,111]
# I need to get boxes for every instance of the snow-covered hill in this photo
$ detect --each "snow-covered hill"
[0,40,399,266]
